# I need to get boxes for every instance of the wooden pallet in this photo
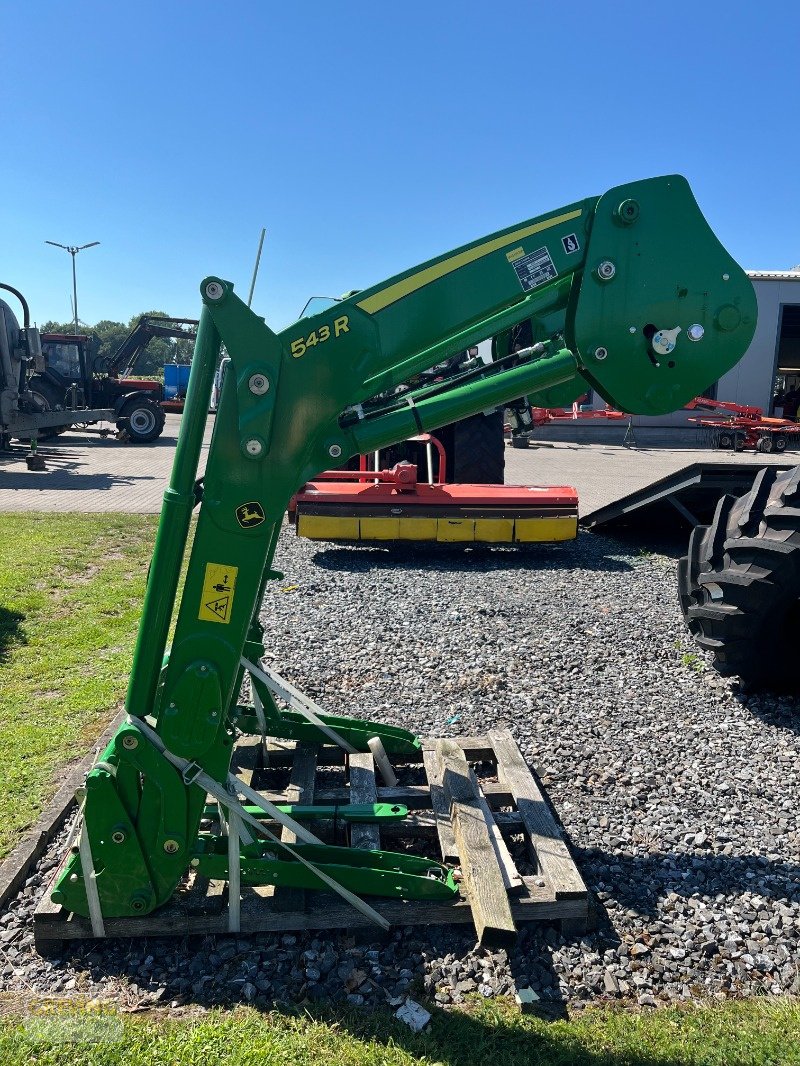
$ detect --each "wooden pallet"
[34,728,588,951]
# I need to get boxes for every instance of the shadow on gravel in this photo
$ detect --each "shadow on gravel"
[577,846,800,920]
[311,541,634,575]
[592,527,691,562]
[732,689,800,734]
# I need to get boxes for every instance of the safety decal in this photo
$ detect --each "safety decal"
[510,245,558,292]
[561,233,580,254]
[198,562,238,624]
[236,501,265,528]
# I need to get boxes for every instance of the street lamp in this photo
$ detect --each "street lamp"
[45,240,100,335]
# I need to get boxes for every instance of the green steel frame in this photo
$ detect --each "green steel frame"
[53,175,756,919]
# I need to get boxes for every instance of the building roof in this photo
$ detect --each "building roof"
[747,270,800,280]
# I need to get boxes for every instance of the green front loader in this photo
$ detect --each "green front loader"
[50,175,756,925]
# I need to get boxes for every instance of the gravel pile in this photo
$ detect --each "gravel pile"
[2,526,799,1011]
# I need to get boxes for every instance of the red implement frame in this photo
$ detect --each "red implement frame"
[686,397,800,452]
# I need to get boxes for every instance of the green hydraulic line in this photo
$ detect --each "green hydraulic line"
[348,346,578,455]
[126,307,221,718]
[202,801,409,823]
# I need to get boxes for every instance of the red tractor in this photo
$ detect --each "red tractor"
[32,315,197,442]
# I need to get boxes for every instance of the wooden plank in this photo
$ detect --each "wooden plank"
[274,744,318,912]
[31,731,585,949]
[256,781,512,809]
[252,735,495,769]
[468,768,523,895]
[348,754,380,850]
[381,810,523,839]
[232,734,263,787]
[422,736,494,761]
[279,744,318,844]
[34,872,585,944]
[437,739,516,948]
[488,728,586,899]
[422,748,458,861]
[0,707,126,911]
[190,809,523,842]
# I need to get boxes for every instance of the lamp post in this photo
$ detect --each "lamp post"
[45,240,100,335]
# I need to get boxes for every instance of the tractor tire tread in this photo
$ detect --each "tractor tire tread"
[449,411,505,484]
[679,465,800,689]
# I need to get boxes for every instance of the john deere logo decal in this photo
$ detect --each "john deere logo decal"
[236,502,266,528]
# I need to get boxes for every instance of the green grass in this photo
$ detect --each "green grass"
[1,998,799,1065]
[2,515,799,1064]
[0,513,157,858]
[680,651,706,674]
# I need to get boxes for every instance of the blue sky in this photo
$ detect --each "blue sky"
[2,1,798,331]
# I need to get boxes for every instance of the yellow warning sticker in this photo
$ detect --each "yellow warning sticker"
[198,562,238,624]
[505,246,525,262]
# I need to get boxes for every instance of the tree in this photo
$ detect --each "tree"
[40,319,76,334]
[93,319,130,365]
[39,311,195,377]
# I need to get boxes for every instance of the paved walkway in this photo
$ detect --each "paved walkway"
[0,416,211,513]
[505,443,793,517]
[0,414,793,516]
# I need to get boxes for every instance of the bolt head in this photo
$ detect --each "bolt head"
[163,839,180,854]
[111,830,126,844]
[122,735,139,750]
[616,198,640,224]
[687,323,705,342]
[205,281,224,301]
[594,346,609,361]
[328,444,343,458]
[246,438,264,457]
[597,260,616,280]
[248,373,270,396]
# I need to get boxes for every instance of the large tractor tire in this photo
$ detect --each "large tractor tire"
[444,411,506,484]
[117,397,166,443]
[18,376,70,439]
[678,465,800,689]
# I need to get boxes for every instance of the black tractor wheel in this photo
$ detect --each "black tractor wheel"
[117,398,166,443]
[19,376,70,439]
[678,465,800,690]
[716,430,735,450]
[444,411,506,484]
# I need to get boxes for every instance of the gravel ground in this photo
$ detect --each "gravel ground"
[2,525,800,1013]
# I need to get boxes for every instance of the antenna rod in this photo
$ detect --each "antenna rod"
[247,227,266,308]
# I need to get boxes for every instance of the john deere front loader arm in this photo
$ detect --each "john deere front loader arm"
[53,175,755,920]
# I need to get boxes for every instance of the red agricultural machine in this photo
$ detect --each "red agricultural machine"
[289,432,579,545]
[687,396,800,453]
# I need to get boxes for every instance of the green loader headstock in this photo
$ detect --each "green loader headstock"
[572,175,756,414]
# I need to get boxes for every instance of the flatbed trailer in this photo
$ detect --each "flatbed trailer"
[581,460,795,530]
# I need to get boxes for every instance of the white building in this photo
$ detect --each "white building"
[717,271,800,414]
